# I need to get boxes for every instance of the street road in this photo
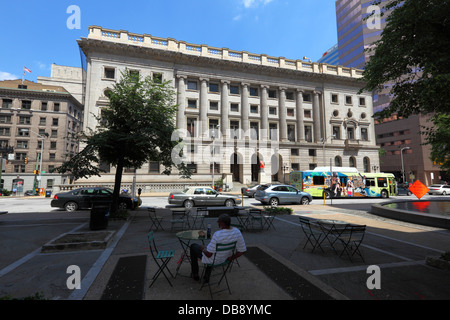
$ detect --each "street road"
[0,194,447,214]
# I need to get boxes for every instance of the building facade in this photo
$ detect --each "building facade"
[317,44,339,66]
[76,26,379,192]
[335,0,445,185]
[0,80,83,194]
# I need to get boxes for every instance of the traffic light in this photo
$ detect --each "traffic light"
[24,157,27,164]
[34,170,39,175]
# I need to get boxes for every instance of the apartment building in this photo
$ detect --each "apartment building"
[0,79,83,193]
[75,26,379,192]
[335,0,444,185]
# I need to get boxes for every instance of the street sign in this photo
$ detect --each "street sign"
[408,180,429,199]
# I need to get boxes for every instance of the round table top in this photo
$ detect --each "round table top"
[176,229,210,240]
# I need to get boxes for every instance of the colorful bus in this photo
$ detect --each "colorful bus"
[290,167,397,198]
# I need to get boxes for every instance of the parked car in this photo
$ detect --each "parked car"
[428,184,450,195]
[396,186,411,196]
[168,186,242,209]
[51,187,135,212]
[24,190,34,196]
[254,184,312,206]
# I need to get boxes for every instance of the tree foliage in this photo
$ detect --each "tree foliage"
[361,0,450,173]
[55,70,190,212]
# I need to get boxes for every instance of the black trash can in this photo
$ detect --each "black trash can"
[90,205,110,230]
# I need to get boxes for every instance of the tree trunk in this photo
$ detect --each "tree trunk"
[111,156,124,216]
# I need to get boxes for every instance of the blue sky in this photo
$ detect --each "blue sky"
[0,0,338,82]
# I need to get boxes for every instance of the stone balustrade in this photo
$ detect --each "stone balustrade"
[88,26,362,79]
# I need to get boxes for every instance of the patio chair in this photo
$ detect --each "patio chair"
[147,231,175,287]
[148,207,164,231]
[261,210,276,230]
[247,209,264,230]
[200,241,237,299]
[189,207,207,229]
[298,217,325,253]
[336,224,366,262]
[170,209,187,231]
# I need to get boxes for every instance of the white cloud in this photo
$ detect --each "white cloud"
[0,71,19,81]
[242,0,273,8]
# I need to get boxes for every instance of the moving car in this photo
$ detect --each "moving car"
[241,185,262,198]
[254,184,312,206]
[428,184,450,195]
[396,186,411,196]
[168,186,242,209]
[51,187,135,212]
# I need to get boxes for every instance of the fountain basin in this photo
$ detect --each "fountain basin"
[371,200,450,229]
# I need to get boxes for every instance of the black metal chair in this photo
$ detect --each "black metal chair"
[148,207,164,231]
[147,231,175,287]
[336,225,366,262]
[298,217,325,253]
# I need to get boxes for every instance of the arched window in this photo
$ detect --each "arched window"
[334,156,342,167]
[349,156,356,168]
[363,157,370,173]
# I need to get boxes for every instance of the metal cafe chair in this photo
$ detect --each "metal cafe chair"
[147,231,175,287]
[200,241,237,299]
[298,217,325,253]
[148,207,164,231]
[336,224,366,262]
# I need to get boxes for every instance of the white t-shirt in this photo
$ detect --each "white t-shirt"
[202,227,246,265]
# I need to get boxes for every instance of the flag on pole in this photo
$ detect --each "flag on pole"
[24,67,31,73]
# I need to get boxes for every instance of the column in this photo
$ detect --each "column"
[176,75,186,136]
[260,85,269,140]
[220,80,229,139]
[241,83,250,134]
[313,91,321,142]
[199,78,208,138]
[279,87,287,142]
[296,89,305,141]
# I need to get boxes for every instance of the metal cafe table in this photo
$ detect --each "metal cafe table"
[175,229,210,277]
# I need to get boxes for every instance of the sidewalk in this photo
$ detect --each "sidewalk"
[1,204,450,301]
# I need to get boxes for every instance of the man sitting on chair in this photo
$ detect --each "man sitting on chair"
[190,214,246,281]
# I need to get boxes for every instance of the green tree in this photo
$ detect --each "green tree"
[361,0,450,172]
[56,70,190,213]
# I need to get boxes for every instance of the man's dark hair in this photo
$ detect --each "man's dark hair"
[218,214,231,227]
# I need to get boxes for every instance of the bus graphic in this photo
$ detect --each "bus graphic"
[290,167,396,199]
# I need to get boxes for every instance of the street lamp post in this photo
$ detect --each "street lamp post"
[212,125,220,190]
[401,147,411,186]
[20,129,48,193]
[321,134,336,166]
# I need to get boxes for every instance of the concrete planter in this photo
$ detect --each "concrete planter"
[426,256,450,271]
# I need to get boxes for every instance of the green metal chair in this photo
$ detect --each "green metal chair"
[200,241,237,299]
[147,231,175,287]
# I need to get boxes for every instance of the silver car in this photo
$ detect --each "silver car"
[428,184,450,195]
[168,186,242,209]
[254,184,312,206]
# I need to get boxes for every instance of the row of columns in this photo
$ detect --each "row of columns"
[176,75,322,142]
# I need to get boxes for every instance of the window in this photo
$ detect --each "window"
[209,101,219,111]
[250,122,259,140]
[17,128,28,136]
[50,141,57,149]
[363,157,370,173]
[291,148,299,156]
[0,115,11,124]
[49,153,56,161]
[309,163,317,170]
[250,105,258,114]
[16,141,28,149]
[209,83,219,93]
[19,116,31,125]
[359,97,366,106]
[331,94,338,103]
[268,89,277,98]
[51,129,58,138]
[287,108,294,117]
[21,100,31,109]
[305,126,312,142]
[287,124,295,142]
[286,91,294,100]
[153,73,163,83]
[249,87,259,97]
[52,118,59,126]
[230,121,240,139]
[210,163,220,174]
[187,118,197,137]
[345,95,352,105]
[361,128,368,141]
[349,156,356,168]
[104,67,115,79]
[308,149,316,156]
[149,161,160,173]
[291,163,299,171]
[313,176,325,185]
[335,156,342,167]
[187,163,197,173]
[269,123,278,140]
[41,102,47,111]
[187,80,198,90]
[333,126,341,139]
[129,70,140,81]
[209,119,219,137]
[14,165,25,173]
[15,152,27,161]
[230,85,239,95]
[188,99,197,108]
[269,107,277,115]
[347,127,355,140]
[53,103,60,112]
[2,99,12,109]
[230,103,239,112]
[303,93,312,102]
[304,110,311,118]
[39,117,46,125]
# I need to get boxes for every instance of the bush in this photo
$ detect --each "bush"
[0,189,11,196]
[262,206,293,215]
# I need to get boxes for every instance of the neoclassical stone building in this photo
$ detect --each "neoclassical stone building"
[76,26,379,192]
